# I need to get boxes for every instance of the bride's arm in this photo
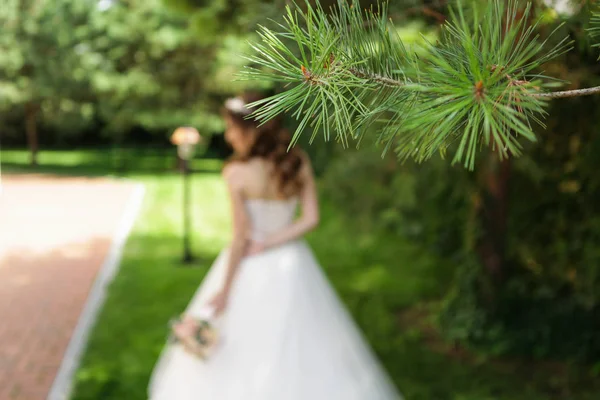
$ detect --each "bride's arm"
[259,156,320,250]
[216,164,250,305]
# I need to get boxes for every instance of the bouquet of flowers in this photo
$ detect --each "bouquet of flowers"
[169,307,219,360]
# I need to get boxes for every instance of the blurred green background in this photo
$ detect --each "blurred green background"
[2,0,600,399]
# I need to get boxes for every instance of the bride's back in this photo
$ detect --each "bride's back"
[237,158,298,201]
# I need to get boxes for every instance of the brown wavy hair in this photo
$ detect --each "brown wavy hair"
[223,92,305,198]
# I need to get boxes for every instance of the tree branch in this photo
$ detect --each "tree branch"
[533,85,600,99]
[421,6,447,23]
[347,68,405,87]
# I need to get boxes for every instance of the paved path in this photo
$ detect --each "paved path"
[0,175,138,400]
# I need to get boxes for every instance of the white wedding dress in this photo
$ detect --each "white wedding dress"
[149,198,402,400]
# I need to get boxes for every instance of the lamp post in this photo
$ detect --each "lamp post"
[171,127,202,264]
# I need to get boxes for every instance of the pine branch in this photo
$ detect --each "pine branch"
[241,0,587,170]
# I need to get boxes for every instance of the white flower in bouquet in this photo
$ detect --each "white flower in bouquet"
[170,306,219,360]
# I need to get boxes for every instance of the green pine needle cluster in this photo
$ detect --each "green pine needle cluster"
[240,0,573,169]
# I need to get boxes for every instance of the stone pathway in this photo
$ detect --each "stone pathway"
[0,175,139,400]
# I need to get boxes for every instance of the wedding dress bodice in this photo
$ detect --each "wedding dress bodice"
[245,198,298,241]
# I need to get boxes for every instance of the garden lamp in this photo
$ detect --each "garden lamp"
[171,127,202,264]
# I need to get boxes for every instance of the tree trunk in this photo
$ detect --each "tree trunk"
[24,102,39,167]
[475,156,511,282]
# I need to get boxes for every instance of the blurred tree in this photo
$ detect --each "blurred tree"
[0,0,254,162]
[0,0,96,165]
[86,0,223,140]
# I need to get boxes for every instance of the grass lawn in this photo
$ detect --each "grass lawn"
[3,148,599,400]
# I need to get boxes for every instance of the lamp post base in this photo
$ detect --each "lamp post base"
[179,159,198,267]
[181,252,195,265]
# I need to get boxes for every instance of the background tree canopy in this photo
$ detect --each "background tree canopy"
[0,0,272,161]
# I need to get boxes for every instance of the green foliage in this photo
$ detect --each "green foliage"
[162,0,291,35]
[86,0,223,134]
[242,0,575,169]
[320,142,470,257]
[440,255,600,361]
[440,93,600,361]
[322,95,600,362]
[0,0,97,131]
[0,0,277,147]
[209,33,275,94]
[321,147,418,233]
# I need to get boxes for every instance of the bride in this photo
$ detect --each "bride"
[149,93,402,400]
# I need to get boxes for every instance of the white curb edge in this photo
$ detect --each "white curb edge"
[47,182,146,400]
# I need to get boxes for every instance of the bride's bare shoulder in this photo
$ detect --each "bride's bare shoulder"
[222,161,248,188]
[222,159,267,189]
[297,150,314,176]
[223,159,264,176]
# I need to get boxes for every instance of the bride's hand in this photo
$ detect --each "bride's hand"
[247,240,266,256]
[172,316,197,338]
[209,291,229,316]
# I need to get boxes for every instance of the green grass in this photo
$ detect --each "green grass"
[4,149,599,400]
[1,147,222,176]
